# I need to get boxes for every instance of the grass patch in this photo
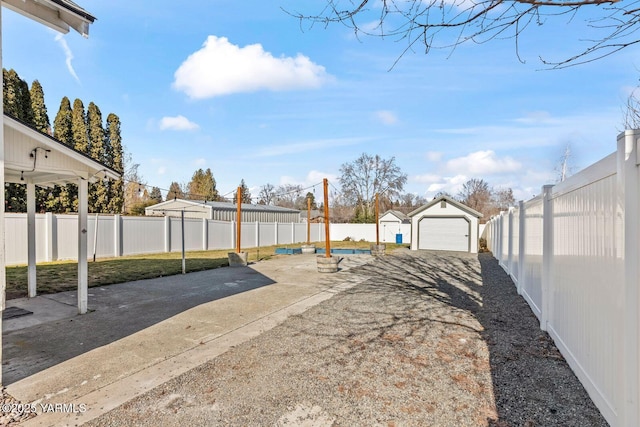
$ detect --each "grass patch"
[6,241,408,300]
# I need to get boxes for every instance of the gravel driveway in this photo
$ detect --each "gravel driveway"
[85,250,607,427]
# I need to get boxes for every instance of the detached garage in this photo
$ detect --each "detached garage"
[409,196,482,253]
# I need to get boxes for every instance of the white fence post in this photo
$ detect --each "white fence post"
[231,221,236,249]
[620,130,640,427]
[540,184,554,332]
[45,212,55,262]
[255,221,260,248]
[114,214,122,257]
[202,218,208,251]
[274,222,278,245]
[517,200,526,296]
[507,208,514,276]
[164,216,171,253]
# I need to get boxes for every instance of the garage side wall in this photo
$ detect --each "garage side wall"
[410,203,479,253]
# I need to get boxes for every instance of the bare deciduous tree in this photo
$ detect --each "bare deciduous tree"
[258,183,277,205]
[288,0,635,67]
[339,153,407,222]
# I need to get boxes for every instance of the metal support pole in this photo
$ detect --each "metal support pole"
[181,210,186,274]
[236,186,242,253]
[307,196,311,245]
[323,178,330,257]
[375,193,380,246]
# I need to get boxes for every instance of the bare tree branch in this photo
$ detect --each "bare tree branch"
[285,0,640,67]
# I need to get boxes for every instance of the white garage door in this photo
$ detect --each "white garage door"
[418,217,469,251]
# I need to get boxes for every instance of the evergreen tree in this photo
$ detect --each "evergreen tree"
[17,78,34,124]
[71,98,89,154]
[30,80,50,134]
[149,187,163,203]
[48,97,75,212]
[30,80,53,211]
[167,182,184,200]
[305,191,317,210]
[87,102,108,212]
[186,168,218,201]
[2,69,35,212]
[53,97,73,146]
[106,113,124,213]
[3,69,22,118]
[233,179,252,204]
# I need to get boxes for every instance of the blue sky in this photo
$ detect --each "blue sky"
[2,1,639,202]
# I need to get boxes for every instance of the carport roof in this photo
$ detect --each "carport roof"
[408,195,483,218]
[4,114,121,187]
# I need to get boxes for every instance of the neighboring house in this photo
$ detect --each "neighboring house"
[145,198,301,223]
[408,196,482,253]
[299,209,324,223]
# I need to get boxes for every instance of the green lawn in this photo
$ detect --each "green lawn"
[6,241,407,300]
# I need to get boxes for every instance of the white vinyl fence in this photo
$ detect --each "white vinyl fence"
[484,130,640,427]
[5,215,411,265]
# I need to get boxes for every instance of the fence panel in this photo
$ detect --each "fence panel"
[258,223,276,247]
[207,220,232,250]
[122,216,164,255]
[521,197,543,319]
[549,171,622,422]
[277,224,292,244]
[56,214,78,260]
[86,214,116,259]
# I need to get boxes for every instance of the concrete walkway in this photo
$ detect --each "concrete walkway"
[2,254,372,427]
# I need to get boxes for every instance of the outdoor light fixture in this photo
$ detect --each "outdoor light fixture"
[20,171,24,181]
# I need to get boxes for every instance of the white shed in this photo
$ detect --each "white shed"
[408,196,482,253]
[379,210,410,243]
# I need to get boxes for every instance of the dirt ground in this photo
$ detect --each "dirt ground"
[83,250,607,427]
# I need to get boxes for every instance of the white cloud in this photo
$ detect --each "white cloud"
[425,174,469,197]
[157,167,167,175]
[413,173,442,183]
[279,170,339,189]
[173,36,330,99]
[425,151,443,162]
[193,158,206,167]
[54,34,79,83]
[446,150,521,175]
[374,110,399,125]
[159,115,199,131]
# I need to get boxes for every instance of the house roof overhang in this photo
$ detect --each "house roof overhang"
[4,114,120,187]
[2,0,95,36]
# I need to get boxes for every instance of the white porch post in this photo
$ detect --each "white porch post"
[0,3,6,386]
[27,182,36,297]
[78,178,88,314]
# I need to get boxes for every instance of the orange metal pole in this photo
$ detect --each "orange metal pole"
[236,186,242,253]
[307,195,311,245]
[375,193,380,246]
[323,178,330,258]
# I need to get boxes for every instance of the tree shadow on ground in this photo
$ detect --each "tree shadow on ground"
[269,250,608,426]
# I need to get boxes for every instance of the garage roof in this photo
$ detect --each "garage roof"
[408,195,482,218]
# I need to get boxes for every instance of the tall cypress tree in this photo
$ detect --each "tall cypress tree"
[87,102,109,212]
[53,96,73,146]
[3,69,21,119]
[71,98,89,154]
[30,80,53,212]
[2,69,34,212]
[106,113,124,213]
[48,97,76,212]
[17,78,34,124]
[30,80,50,134]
